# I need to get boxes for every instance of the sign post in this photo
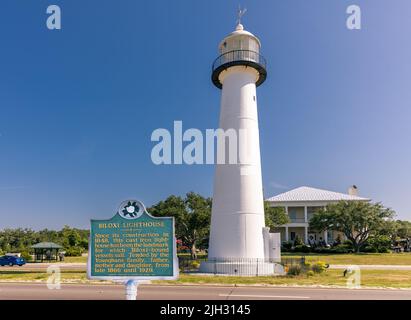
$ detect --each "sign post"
[88,200,179,299]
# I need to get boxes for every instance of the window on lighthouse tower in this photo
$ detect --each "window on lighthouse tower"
[249,38,259,53]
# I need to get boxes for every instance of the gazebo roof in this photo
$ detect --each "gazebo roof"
[30,242,63,249]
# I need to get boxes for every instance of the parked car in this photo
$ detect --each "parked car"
[0,255,26,266]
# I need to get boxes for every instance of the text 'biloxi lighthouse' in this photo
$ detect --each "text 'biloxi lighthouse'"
[201,20,281,275]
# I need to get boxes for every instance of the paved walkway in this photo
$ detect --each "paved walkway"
[329,265,411,270]
[1,263,86,271]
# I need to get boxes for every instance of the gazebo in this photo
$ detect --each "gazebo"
[30,242,63,262]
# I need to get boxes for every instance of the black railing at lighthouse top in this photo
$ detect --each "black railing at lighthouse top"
[211,50,267,89]
[212,50,267,72]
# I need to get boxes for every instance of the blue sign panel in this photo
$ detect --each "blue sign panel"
[88,200,178,281]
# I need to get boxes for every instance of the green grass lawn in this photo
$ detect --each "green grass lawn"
[0,270,88,282]
[156,270,411,288]
[282,253,411,265]
[60,256,88,263]
[6,252,410,288]
[49,253,411,266]
[1,269,410,288]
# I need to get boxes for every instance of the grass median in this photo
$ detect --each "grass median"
[155,270,411,288]
[0,270,88,282]
[282,253,411,265]
[1,269,410,289]
[52,253,411,265]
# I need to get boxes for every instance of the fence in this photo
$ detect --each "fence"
[178,256,306,276]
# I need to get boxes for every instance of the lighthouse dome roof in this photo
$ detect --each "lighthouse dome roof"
[219,23,261,48]
[230,24,256,37]
[219,24,261,49]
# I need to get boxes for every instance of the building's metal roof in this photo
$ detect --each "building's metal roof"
[30,242,63,249]
[266,186,370,203]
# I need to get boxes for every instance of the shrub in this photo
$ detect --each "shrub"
[294,235,304,246]
[282,241,293,251]
[362,246,378,253]
[331,244,352,254]
[20,251,32,261]
[306,270,315,277]
[343,240,354,247]
[190,261,201,269]
[287,264,302,276]
[313,247,331,254]
[293,245,311,253]
[366,235,392,253]
[177,245,190,253]
[311,261,328,274]
[334,234,342,245]
[64,247,83,257]
[313,246,351,254]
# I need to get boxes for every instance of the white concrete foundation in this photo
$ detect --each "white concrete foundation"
[199,260,285,276]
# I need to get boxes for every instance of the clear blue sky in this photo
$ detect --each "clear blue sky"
[1,0,410,229]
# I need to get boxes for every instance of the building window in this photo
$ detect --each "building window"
[307,207,322,221]
[328,232,333,244]
[290,232,296,241]
[289,209,297,221]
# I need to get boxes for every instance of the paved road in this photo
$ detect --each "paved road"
[0,283,410,300]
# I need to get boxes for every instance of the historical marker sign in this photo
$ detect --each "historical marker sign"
[88,200,178,281]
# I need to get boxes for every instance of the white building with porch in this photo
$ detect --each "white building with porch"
[266,186,370,245]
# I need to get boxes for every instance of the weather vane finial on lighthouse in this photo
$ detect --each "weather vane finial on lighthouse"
[237,5,247,26]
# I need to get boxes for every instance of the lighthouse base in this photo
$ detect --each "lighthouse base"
[199,259,285,276]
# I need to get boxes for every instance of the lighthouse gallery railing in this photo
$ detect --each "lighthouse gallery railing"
[212,50,267,73]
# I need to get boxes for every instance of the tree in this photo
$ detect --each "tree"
[67,230,81,247]
[149,192,212,259]
[377,219,398,241]
[394,220,411,239]
[0,227,89,254]
[264,202,289,232]
[59,226,88,250]
[309,201,395,253]
[0,228,37,252]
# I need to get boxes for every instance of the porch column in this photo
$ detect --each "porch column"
[304,206,308,223]
[304,226,308,244]
[285,226,289,242]
[324,230,328,245]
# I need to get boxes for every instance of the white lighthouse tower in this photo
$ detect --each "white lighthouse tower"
[201,15,281,275]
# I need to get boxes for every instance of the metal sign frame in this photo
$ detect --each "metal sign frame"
[87,200,179,282]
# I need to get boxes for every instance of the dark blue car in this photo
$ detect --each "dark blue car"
[0,255,26,266]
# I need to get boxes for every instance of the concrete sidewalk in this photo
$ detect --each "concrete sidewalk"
[329,265,411,270]
[1,263,87,271]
